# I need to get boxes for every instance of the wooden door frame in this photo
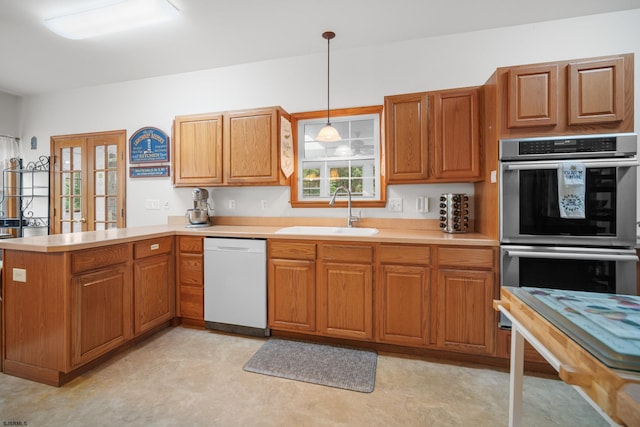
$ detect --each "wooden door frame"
[50,130,127,233]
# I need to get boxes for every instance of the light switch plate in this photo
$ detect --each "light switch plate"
[13,268,26,282]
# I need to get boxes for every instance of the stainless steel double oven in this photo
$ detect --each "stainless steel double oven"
[499,133,638,325]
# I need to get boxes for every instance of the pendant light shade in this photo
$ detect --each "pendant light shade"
[316,31,341,142]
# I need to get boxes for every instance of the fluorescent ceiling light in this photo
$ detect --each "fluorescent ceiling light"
[44,0,179,40]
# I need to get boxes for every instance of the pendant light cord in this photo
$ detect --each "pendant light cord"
[323,31,335,126]
[326,34,330,125]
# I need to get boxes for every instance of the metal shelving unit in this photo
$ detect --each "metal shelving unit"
[0,156,50,238]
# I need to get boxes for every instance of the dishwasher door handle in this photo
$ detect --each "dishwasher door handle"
[211,246,252,252]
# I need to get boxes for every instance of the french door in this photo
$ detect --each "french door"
[51,130,126,233]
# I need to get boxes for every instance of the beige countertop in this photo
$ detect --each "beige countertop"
[0,222,498,253]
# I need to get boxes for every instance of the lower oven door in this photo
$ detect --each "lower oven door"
[500,245,638,327]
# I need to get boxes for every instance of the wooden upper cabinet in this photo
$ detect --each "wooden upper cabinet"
[507,64,558,128]
[498,53,633,137]
[173,113,223,187]
[385,88,481,184]
[568,57,624,125]
[224,107,281,185]
[173,106,290,187]
[384,92,429,183]
[431,87,481,181]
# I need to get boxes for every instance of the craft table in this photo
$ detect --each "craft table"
[494,287,640,426]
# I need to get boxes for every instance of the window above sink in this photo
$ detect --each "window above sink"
[290,106,386,208]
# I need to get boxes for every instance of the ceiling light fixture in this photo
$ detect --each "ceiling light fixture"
[44,0,179,40]
[316,31,341,142]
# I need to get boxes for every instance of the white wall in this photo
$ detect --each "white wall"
[0,91,21,137]
[16,9,640,227]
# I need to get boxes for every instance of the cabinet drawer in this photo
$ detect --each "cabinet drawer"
[320,244,373,263]
[437,246,494,269]
[179,236,203,253]
[378,244,430,265]
[72,244,130,274]
[269,241,316,260]
[134,236,174,259]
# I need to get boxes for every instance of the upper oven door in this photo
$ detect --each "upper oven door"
[500,157,637,247]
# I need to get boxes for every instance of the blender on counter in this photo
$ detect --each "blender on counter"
[186,188,212,227]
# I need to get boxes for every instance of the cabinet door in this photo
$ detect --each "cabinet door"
[568,57,624,125]
[71,265,132,367]
[133,254,175,335]
[318,262,373,340]
[268,258,316,332]
[433,269,495,354]
[224,108,280,185]
[507,64,558,128]
[384,93,429,183]
[431,87,481,181]
[377,264,430,346]
[173,113,223,187]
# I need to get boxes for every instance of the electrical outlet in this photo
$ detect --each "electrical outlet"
[145,199,160,210]
[261,200,269,209]
[163,200,169,209]
[228,199,236,209]
[388,198,402,212]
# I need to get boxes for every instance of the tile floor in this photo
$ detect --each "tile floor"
[0,326,607,426]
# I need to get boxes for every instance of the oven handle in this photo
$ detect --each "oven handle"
[505,250,639,262]
[505,159,639,171]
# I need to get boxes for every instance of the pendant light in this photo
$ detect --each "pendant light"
[316,31,342,142]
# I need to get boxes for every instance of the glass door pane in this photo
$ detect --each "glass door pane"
[93,142,119,230]
[56,143,86,233]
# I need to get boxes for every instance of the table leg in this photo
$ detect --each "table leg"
[509,325,525,427]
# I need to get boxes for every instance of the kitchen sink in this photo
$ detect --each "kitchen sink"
[275,226,379,236]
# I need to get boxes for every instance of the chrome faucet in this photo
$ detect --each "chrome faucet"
[329,185,360,227]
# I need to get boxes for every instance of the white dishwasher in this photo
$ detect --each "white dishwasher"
[203,237,268,337]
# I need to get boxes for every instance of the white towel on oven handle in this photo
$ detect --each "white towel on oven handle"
[558,162,586,219]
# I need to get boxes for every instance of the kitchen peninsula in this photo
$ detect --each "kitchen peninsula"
[0,221,498,386]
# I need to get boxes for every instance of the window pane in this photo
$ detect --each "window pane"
[107,171,117,195]
[297,110,381,202]
[95,171,105,195]
[95,145,105,169]
[62,148,71,171]
[107,145,117,169]
[95,197,105,221]
[72,147,82,170]
[302,167,321,197]
[107,197,117,221]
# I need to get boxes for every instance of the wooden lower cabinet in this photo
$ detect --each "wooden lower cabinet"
[2,239,176,386]
[133,237,175,335]
[268,241,500,357]
[317,244,374,341]
[268,241,316,332]
[376,244,430,347]
[268,258,316,331]
[432,246,497,355]
[176,236,204,322]
[268,241,374,341]
[317,261,373,340]
[71,265,132,368]
[133,253,175,335]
